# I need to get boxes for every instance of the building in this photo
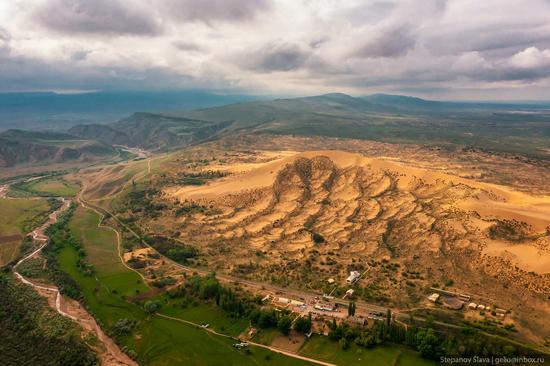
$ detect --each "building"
[428,293,440,303]
[345,289,354,296]
[278,297,290,304]
[346,271,361,284]
[314,301,335,312]
[327,278,335,284]
[477,304,485,311]
[468,302,477,309]
[290,299,305,307]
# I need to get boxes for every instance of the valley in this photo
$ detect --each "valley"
[1,94,549,365]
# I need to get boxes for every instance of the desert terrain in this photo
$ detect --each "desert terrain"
[94,136,547,347]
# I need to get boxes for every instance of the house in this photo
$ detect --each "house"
[290,299,305,307]
[477,304,485,311]
[261,294,271,302]
[428,293,440,303]
[314,301,335,312]
[468,302,477,309]
[278,297,290,304]
[346,271,361,284]
[327,278,335,284]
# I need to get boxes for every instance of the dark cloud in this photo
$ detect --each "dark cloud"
[309,36,329,49]
[0,27,9,41]
[0,27,10,53]
[70,50,90,61]
[0,52,207,92]
[243,43,310,72]
[352,24,416,58]
[425,24,550,55]
[163,0,271,24]
[339,1,397,25]
[34,0,162,36]
[173,41,203,52]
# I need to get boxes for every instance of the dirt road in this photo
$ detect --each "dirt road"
[157,313,336,366]
[12,199,137,366]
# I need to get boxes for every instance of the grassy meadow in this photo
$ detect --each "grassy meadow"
[298,335,434,366]
[0,198,50,266]
[9,176,80,197]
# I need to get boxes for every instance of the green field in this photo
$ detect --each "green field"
[0,198,50,266]
[158,301,249,337]
[60,205,313,365]
[252,328,281,345]
[11,176,80,197]
[298,335,434,366]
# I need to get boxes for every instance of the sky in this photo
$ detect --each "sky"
[1,0,550,100]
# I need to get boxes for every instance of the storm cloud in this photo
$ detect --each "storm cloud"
[33,0,162,36]
[162,0,272,24]
[2,0,550,99]
[352,24,417,58]
[243,43,311,72]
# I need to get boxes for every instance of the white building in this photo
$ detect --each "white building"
[346,271,361,284]
[468,302,477,310]
[346,289,355,296]
[290,299,305,307]
[428,293,440,303]
[327,278,335,284]
[314,302,335,312]
[278,297,290,304]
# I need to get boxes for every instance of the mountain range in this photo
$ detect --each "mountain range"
[2,93,549,168]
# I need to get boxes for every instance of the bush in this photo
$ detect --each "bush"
[312,232,325,244]
[294,314,312,333]
[277,316,292,336]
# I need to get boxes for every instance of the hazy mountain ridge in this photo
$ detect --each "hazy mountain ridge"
[7,93,550,162]
[70,93,549,158]
[0,129,117,167]
[0,91,260,131]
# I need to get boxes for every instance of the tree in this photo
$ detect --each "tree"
[144,300,161,314]
[416,328,440,359]
[294,314,312,333]
[386,308,392,327]
[348,301,356,316]
[277,316,292,335]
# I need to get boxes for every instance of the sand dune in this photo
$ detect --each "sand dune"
[165,150,550,279]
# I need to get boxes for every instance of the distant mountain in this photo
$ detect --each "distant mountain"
[0,129,116,167]
[64,93,550,158]
[0,90,261,132]
[69,113,231,150]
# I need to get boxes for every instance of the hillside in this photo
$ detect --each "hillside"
[0,129,117,167]
[104,146,550,345]
[70,93,550,158]
[69,113,231,151]
[0,91,259,131]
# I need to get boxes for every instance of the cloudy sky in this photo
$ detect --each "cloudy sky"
[1,0,550,100]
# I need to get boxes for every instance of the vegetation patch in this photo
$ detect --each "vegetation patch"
[0,273,97,365]
[0,198,51,266]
